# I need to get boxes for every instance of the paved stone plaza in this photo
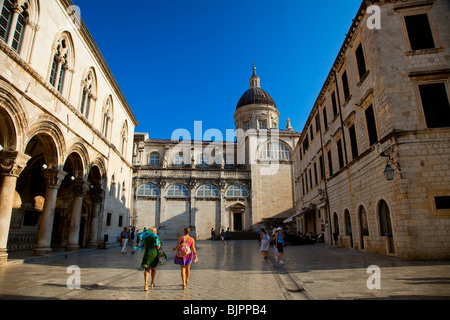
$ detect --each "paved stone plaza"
[0,240,449,301]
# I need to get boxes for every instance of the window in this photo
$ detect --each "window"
[120,121,128,156]
[199,154,210,167]
[302,136,309,153]
[309,125,314,140]
[418,83,450,128]
[137,184,160,197]
[331,91,338,117]
[167,184,189,198]
[349,124,359,160]
[404,14,435,50]
[259,142,291,161]
[49,35,73,94]
[106,213,112,226]
[355,43,367,80]
[80,69,96,119]
[365,104,379,146]
[197,184,219,198]
[319,155,325,180]
[258,120,266,129]
[0,0,28,52]
[102,96,113,139]
[337,139,344,169]
[0,0,12,41]
[149,153,160,166]
[342,70,351,101]
[309,168,313,189]
[327,149,333,176]
[435,196,450,210]
[173,152,184,167]
[314,162,318,185]
[118,215,123,227]
[244,122,250,131]
[322,106,328,130]
[226,185,249,198]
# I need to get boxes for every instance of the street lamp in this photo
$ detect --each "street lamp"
[384,164,395,181]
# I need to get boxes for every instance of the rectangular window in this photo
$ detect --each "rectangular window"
[349,124,359,160]
[355,43,367,80]
[418,83,450,128]
[365,104,379,146]
[118,215,123,227]
[244,122,250,131]
[106,213,112,226]
[315,114,321,132]
[322,107,328,130]
[331,91,338,117]
[404,14,435,50]
[302,136,309,153]
[342,70,351,101]
[435,196,450,210]
[259,120,266,129]
[309,168,313,189]
[314,162,318,185]
[337,139,344,169]
[309,125,314,141]
[319,155,325,180]
[301,176,305,196]
[327,150,333,176]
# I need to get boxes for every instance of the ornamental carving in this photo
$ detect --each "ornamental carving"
[43,169,67,189]
[0,150,31,178]
[72,179,91,197]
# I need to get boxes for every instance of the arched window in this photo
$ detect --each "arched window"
[378,200,395,253]
[197,184,219,198]
[167,184,189,198]
[226,185,249,198]
[120,121,128,156]
[259,142,291,161]
[49,33,74,95]
[80,68,97,119]
[137,183,160,197]
[173,152,184,167]
[101,95,113,139]
[149,153,160,167]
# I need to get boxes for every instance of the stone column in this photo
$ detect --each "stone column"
[6,4,21,47]
[0,150,30,263]
[188,180,197,238]
[34,169,67,256]
[66,179,91,251]
[87,185,104,248]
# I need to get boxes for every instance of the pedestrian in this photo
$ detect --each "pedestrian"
[120,227,129,254]
[275,227,285,264]
[173,227,198,289]
[140,227,161,291]
[129,226,137,254]
[220,229,225,245]
[225,227,231,244]
[259,228,271,259]
[211,228,216,240]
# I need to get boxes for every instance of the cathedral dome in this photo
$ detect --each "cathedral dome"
[236,65,277,110]
[236,87,277,110]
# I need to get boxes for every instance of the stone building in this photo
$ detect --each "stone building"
[291,0,450,260]
[0,0,138,263]
[132,66,300,240]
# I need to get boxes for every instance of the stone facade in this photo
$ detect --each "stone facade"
[132,68,300,240]
[292,0,450,260]
[0,0,138,262]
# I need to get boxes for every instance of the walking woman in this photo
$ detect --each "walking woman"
[259,228,271,259]
[140,227,161,291]
[173,227,198,289]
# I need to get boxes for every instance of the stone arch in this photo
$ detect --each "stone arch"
[65,140,90,179]
[89,156,107,189]
[0,80,28,152]
[26,117,65,168]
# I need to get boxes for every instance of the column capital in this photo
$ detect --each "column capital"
[72,179,91,197]
[0,150,31,178]
[91,185,104,203]
[43,169,67,190]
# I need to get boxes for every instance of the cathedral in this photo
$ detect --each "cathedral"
[132,66,301,240]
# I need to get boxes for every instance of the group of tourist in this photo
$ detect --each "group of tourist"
[259,227,285,264]
[128,226,197,291]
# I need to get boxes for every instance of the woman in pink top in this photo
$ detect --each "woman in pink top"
[173,227,198,289]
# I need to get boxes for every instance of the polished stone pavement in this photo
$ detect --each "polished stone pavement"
[0,240,449,301]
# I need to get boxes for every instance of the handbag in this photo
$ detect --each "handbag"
[176,236,192,258]
[158,249,167,266]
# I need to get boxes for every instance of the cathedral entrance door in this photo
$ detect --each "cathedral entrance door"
[233,213,242,231]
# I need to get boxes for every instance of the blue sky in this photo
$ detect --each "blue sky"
[73,0,362,141]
